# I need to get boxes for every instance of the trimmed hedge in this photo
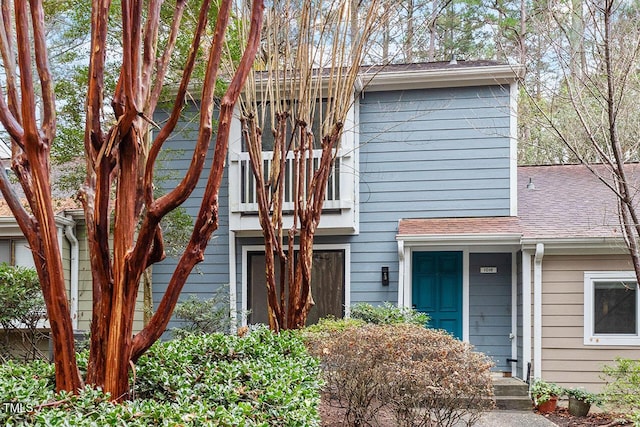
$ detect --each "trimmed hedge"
[304,321,494,427]
[0,327,321,426]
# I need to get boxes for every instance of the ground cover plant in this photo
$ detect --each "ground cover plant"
[305,309,494,427]
[0,327,321,426]
[172,290,232,337]
[602,357,640,426]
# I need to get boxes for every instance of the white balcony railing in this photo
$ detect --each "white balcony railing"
[237,149,343,213]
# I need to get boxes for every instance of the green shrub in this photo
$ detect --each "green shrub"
[305,323,494,427]
[303,316,365,334]
[350,302,429,326]
[0,327,322,426]
[172,290,231,337]
[602,357,640,426]
[0,263,48,362]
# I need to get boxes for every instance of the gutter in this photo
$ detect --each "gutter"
[362,64,524,92]
[533,242,544,379]
[397,233,522,245]
[521,236,626,251]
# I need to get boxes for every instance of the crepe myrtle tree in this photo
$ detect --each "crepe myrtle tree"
[523,0,640,285]
[237,0,387,331]
[0,0,264,399]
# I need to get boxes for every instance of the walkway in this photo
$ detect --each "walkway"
[473,410,557,426]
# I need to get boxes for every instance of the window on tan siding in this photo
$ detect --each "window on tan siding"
[584,271,639,345]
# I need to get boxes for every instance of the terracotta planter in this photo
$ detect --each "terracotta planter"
[536,396,558,413]
[568,396,591,417]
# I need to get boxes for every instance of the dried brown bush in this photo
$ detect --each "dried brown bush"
[305,322,495,427]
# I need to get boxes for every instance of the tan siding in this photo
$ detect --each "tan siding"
[543,326,583,338]
[75,222,145,334]
[1,330,51,361]
[544,315,583,327]
[133,280,145,333]
[542,293,582,305]
[540,254,637,392]
[76,224,93,332]
[544,347,637,360]
[543,305,583,316]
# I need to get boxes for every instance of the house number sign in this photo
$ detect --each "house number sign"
[480,267,498,274]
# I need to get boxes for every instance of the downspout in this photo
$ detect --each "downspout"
[64,216,79,331]
[228,231,237,334]
[522,250,532,380]
[397,239,405,307]
[533,242,544,379]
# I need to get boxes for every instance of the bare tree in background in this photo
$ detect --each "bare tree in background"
[237,0,386,331]
[0,0,264,399]
[523,0,640,283]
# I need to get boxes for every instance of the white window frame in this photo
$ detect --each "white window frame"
[584,271,639,346]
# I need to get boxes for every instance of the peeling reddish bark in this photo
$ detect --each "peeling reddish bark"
[0,0,264,399]
[131,0,265,362]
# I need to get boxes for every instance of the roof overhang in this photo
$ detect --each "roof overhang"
[521,236,629,255]
[361,65,524,92]
[396,232,630,255]
[0,213,77,237]
[397,232,523,247]
[179,64,525,100]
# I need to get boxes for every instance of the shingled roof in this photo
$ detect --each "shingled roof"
[398,164,640,242]
[0,159,83,217]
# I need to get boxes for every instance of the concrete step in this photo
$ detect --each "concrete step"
[493,376,532,411]
[495,395,534,411]
[494,382,529,397]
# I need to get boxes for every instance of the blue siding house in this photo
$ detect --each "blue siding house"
[148,61,640,389]
[153,60,522,375]
[1,60,635,390]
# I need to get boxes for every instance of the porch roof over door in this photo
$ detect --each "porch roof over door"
[396,164,640,245]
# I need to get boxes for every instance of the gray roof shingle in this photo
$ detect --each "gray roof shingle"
[398,163,640,242]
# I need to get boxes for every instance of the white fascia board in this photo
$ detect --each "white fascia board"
[63,209,85,219]
[521,237,628,254]
[397,233,522,246]
[0,214,74,229]
[54,214,75,227]
[0,217,22,236]
[0,217,19,226]
[362,65,524,92]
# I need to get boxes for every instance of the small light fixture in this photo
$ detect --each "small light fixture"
[381,266,389,286]
[526,177,535,190]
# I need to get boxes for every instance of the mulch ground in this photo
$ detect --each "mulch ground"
[543,407,632,427]
[321,396,633,427]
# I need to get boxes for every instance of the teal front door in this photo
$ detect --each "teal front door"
[412,251,463,339]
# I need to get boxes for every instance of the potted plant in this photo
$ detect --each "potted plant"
[565,387,601,417]
[530,378,561,413]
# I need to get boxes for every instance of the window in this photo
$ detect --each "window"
[241,100,326,152]
[584,271,639,345]
[0,238,35,268]
[246,249,345,326]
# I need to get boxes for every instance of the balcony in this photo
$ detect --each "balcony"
[229,148,357,235]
